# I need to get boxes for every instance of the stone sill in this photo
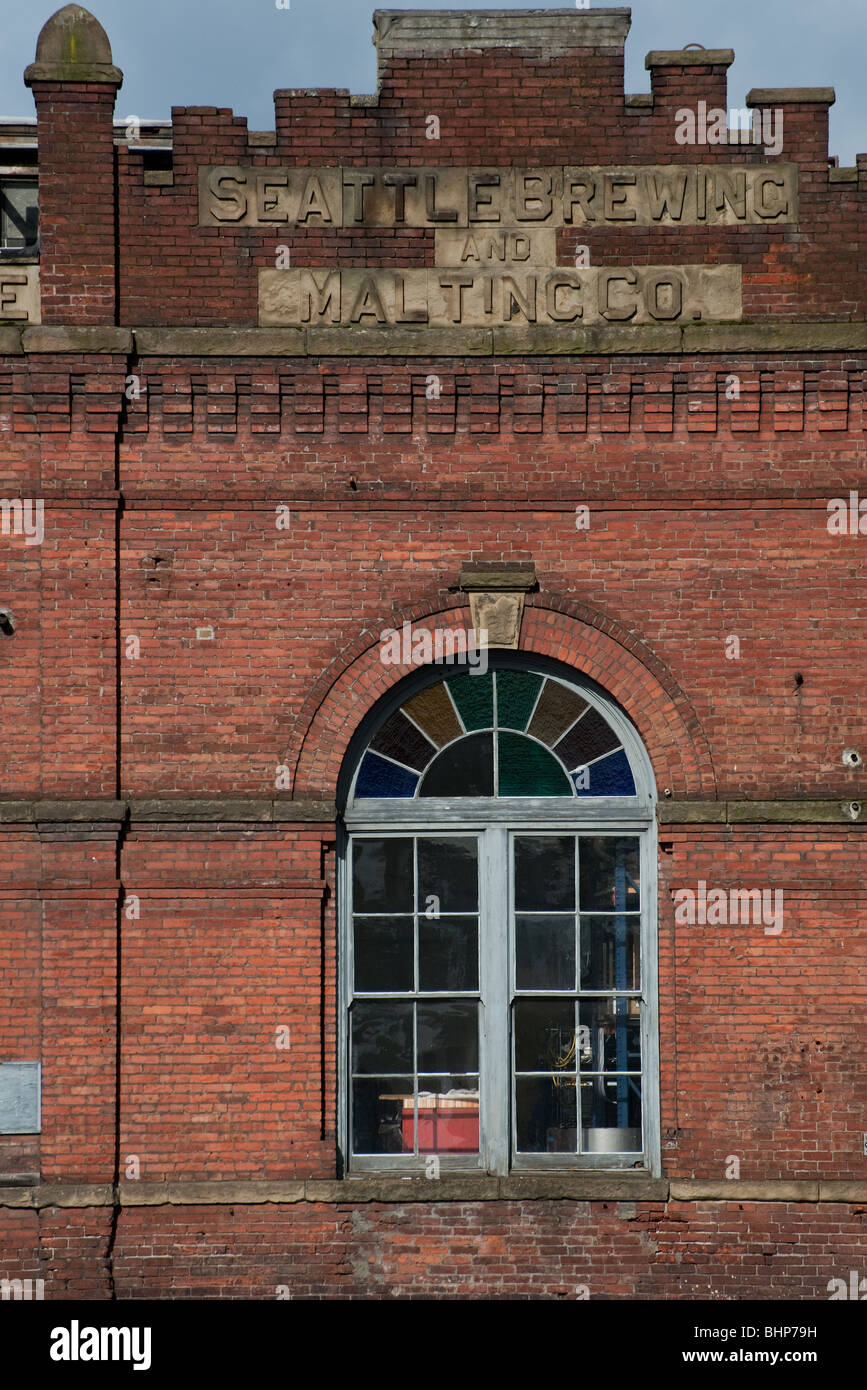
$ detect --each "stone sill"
[1,1177,864,1208]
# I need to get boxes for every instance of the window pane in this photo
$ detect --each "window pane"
[579,1000,641,1073]
[446,672,493,731]
[579,836,640,912]
[495,670,543,731]
[352,838,413,912]
[574,747,636,797]
[419,915,478,992]
[516,1076,578,1153]
[352,1077,413,1154]
[554,706,620,769]
[0,182,38,248]
[498,732,573,797]
[514,998,576,1072]
[417,837,478,912]
[580,1074,642,1149]
[580,915,640,991]
[369,710,436,772]
[354,752,418,798]
[418,1001,478,1073]
[514,835,575,911]
[403,683,463,748]
[352,1001,413,1073]
[353,916,413,993]
[417,1077,479,1154]
[527,680,589,747]
[419,732,494,796]
[515,915,575,991]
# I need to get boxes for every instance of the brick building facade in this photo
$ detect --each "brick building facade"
[0,4,864,1299]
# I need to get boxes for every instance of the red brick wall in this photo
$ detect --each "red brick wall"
[1,1201,863,1300]
[1,15,865,1300]
[111,51,862,327]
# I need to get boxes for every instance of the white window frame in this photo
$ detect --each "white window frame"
[337,657,659,1178]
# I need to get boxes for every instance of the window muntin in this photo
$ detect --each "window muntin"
[341,661,658,1176]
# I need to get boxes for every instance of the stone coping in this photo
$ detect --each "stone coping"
[645,49,734,69]
[373,10,633,55]
[1,322,867,358]
[746,87,835,106]
[0,798,861,826]
[1,1177,864,1207]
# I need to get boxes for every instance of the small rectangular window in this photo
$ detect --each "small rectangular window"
[0,1061,41,1133]
[0,178,39,251]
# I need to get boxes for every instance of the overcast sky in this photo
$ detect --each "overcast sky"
[1,0,864,163]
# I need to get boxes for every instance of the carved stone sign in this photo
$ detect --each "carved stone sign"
[0,265,40,325]
[200,164,797,228]
[259,264,742,329]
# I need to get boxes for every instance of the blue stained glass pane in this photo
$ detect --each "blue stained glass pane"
[355,752,419,798]
[573,748,636,797]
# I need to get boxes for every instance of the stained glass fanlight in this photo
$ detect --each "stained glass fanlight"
[351,669,638,799]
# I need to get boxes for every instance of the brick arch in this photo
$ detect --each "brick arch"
[286,591,716,800]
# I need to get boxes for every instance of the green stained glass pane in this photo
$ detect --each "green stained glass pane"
[446,673,493,732]
[495,671,543,731]
[498,732,573,797]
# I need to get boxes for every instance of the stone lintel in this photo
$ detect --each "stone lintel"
[680,323,867,353]
[0,798,337,825]
[669,1180,820,1202]
[657,802,727,824]
[307,326,493,357]
[6,323,867,358]
[0,800,126,824]
[128,798,273,823]
[728,800,864,824]
[0,327,24,355]
[659,800,864,825]
[117,1181,307,1206]
[746,87,835,106]
[134,327,306,357]
[645,49,734,70]
[0,799,860,827]
[22,326,133,354]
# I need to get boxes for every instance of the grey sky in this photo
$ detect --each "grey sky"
[1,1,863,163]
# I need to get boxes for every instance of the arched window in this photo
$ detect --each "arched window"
[338,654,659,1176]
